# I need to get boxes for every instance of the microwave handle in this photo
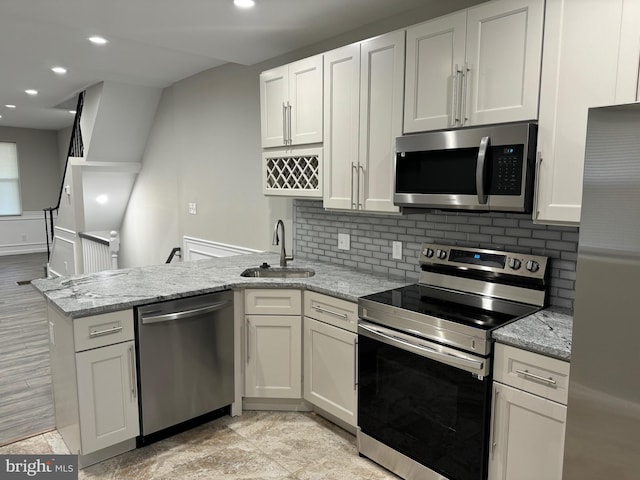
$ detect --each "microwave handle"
[476,136,490,204]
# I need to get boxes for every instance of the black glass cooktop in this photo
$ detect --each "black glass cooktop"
[360,284,538,331]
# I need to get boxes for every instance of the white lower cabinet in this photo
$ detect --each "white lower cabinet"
[76,340,139,454]
[489,382,567,480]
[303,292,358,427]
[244,289,302,399]
[48,307,139,465]
[489,344,571,480]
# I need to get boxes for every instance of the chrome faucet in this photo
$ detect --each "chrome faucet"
[272,219,294,267]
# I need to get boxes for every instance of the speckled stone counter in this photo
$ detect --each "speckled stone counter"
[32,253,410,318]
[492,308,573,361]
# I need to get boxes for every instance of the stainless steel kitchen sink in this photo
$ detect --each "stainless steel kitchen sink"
[240,267,315,278]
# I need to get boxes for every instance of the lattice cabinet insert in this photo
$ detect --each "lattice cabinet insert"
[262,147,322,197]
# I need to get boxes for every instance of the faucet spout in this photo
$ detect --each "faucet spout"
[272,219,294,267]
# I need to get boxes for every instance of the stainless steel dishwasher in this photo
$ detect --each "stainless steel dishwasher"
[135,290,234,445]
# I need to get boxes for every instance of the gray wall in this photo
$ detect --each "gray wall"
[293,200,578,311]
[0,126,61,211]
[118,0,484,268]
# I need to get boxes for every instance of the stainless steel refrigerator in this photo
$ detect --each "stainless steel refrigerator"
[563,102,640,479]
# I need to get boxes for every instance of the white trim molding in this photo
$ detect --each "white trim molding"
[0,211,48,256]
[182,236,262,261]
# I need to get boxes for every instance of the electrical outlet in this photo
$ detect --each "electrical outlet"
[338,233,350,250]
[188,202,197,215]
[392,241,403,260]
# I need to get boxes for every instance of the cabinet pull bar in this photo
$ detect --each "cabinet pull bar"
[452,64,461,126]
[533,152,543,219]
[489,389,499,456]
[282,102,288,144]
[128,345,137,399]
[354,338,358,390]
[287,102,292,145]
[515,369,557,385]
[313,305,348,320]
[246,318,251,363]
[357,164,365,209]
[460,64,469,125]
[351,163,357,208]
[89,325,123,338]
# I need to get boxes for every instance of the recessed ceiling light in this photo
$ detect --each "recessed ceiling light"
[88,36,108,45]
[234,0,255,8]
[0,115,2,119]
[96,194,109,205]
[68,110,76,115]
[51,66,67,74]
[25,89,38,96]
[5,104,16,108]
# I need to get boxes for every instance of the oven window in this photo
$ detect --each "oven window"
[358,335,491,480]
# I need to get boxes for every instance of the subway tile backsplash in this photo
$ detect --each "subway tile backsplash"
[293,199,578,311]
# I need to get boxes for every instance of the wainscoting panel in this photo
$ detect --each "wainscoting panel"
[182,236,262,261]
[0,212,47,256]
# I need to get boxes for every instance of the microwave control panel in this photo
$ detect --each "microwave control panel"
[489,145,524,195]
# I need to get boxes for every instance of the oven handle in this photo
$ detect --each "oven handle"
[358,322,486,375]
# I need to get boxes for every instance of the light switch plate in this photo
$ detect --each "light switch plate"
[338,233,350,250]
[392,241,402,260]
[188,202,197,215]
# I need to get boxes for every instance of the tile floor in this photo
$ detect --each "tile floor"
[0,411,399,479]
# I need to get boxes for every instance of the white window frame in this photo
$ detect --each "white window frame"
[0,142,22,216]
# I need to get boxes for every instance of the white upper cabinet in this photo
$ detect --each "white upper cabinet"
[323,31,404,213]
[404,12,467,132]
[260,55,323,148]
[404,0,544,133]
[535,0,640,225]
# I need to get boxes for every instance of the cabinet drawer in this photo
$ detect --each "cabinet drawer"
[245,289,302,315]
[494,343,570,405]
[73,310,134,352]
[304,291,358,333]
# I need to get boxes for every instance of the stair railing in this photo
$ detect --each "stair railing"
[44,91,85,260]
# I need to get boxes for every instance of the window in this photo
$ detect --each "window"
[0,142,21,215]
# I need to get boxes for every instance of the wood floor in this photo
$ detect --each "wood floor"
[0,252,54,446]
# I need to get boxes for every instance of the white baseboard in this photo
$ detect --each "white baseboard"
[182,236,262,261]
[0,242,47,256]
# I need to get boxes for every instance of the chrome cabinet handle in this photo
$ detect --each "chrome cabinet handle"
[246,318,251,363]
[354,337,358,390]
[128,345,137,400]
[476,136,490,204]
[490,388,499,456]
[515,369,557,386]
[533,152,543,219]
[452,64,461,127]
[286,101,292,145]
[460,64,469,125]
[89,325,123,338]
[282,102,288,144]
[351,163,358,209]
[313,305,348,320]
[357,164,365,209]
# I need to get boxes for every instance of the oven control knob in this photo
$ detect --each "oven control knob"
[423,248,434,258]
[436,249,447,260]
[526,260,540,273]
[508,258,522,270]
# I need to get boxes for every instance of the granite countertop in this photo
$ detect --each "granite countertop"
[32,253,410,318]
[491,308,573,361]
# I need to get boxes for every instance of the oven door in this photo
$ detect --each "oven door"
[358,321,491,480]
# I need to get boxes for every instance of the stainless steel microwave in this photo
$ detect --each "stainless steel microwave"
[394,122,537,213]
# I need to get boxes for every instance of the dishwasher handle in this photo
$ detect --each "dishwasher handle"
[141,300,231,324]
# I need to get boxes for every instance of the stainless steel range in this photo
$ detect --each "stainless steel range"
[357,242,549,480]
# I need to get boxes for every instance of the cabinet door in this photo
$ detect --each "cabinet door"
[404,11,467,133]
[289,56,323,145]
[489,382,567,480]
[536,0,640,224]
[76,341,139,455]
[303,317,357,427]
[464,0,544,126]
[260,65,288,148]
[323,44,360,210]
[245,315,301,398]
[359,31,404,214]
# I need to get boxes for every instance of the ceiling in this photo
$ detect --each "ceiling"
[0,0,433,131]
